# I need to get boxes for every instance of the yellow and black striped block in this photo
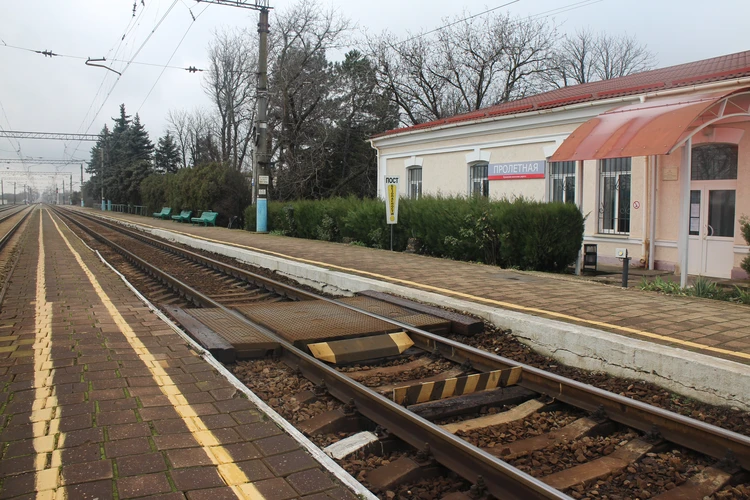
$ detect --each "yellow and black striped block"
[308,332,413,364]
[392,367,522,405]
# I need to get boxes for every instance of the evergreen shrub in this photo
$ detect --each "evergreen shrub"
[244,195,584,272]
[140,163,251,226]
[741,216,750,276]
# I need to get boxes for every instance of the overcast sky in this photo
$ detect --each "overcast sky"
[1,0,748,193]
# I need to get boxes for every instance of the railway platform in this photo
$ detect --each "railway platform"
[83,208,750,363]
[76,207,750,411]
[0,208,371,499]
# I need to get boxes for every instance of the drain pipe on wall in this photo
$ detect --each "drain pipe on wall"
[649,155,657,270]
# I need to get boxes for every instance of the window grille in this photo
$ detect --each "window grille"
[598,157,631,234]
[691,144,738,180]
[469,163,489,197]
[407,167,422,199]
[548,161,576,203]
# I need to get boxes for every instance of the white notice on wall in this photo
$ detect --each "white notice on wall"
[259,175,270,185]
[690,218,700,233]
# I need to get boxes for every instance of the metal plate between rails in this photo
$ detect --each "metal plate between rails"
[187,308,278,351]
[234,300,400,344]
[338,296,451,332]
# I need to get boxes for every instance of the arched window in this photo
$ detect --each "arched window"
[691,144,738,180]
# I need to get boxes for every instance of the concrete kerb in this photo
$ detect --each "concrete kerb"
[99,216,750,411]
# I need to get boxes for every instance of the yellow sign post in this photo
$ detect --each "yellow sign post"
[384,176,399,250]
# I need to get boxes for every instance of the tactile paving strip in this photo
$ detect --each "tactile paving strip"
[186,308,279,356]
[338,296,451,334]
[234,300,399,345]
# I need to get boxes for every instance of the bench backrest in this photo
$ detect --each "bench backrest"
[159,207,170,214]
[179,210,192,217]
[201,211,218,221]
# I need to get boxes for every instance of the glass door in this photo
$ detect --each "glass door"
[687,182,736,278]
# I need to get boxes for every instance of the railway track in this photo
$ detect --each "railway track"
[51,206,750,499]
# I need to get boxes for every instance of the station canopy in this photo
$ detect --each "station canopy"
[551,87,750,161]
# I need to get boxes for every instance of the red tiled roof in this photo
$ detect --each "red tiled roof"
[373,50,750,138]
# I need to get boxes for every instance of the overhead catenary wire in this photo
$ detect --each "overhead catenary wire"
[64,0,182,166]
[0,42,204,72]
[393,0,606,47]
[137,2,212,113]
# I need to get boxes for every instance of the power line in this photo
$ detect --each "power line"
[0,42,204,72]
[394,0,606,47]
[399,1,521,46]
[529,0,605,19]
[137,2,212,113]
[0,131,99,141]
[65,0,181,165]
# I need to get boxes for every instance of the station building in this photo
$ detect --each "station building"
[370,51,750,284]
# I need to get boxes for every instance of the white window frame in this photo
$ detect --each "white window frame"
[468,162,489,197]
[547,161,577,204]
[598,157,631,235]
[406,166,423,199]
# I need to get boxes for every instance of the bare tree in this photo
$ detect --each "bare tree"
[267,0,351,200]
[366,12,557,126]
[203,28,257,171]
[596,32,655,80]
[166,109,190,169]
[166,108,219,168]
[546,29,655,87]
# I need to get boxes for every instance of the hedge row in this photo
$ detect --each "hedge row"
[245,196,584,272]
[141,163,251,226]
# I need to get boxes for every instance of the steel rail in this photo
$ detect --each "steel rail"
[62,207,750,470]
[0,206,34,251]
[54,206,570,500]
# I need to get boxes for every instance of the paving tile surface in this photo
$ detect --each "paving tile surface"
[0,208,359,499]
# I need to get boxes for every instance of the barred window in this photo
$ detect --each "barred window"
[407,167,422,199]
[599,157,631,234]
[469,163,489,197]
[548,161,576,204]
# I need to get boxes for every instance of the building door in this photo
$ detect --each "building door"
[687,182,736,278]
[687,143,738,279]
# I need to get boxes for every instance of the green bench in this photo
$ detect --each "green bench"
[152,207,172,219]
[191,211,218,226]
[171,210,192,223]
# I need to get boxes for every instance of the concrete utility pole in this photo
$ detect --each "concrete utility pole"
[255,6,270,232]
[101,143,105,210]
[13,182,16,204]
[81,164,84,207]
[1,179,3,205]
[193,0,272,232]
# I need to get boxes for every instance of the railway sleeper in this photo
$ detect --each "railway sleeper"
[652,466,746,500]
[367,455,442,493]
[409,385,538,421]
[297,407,368,436]
[542,438,658,490]
[487,417,618,460]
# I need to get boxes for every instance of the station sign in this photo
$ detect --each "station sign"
[384,176,399,225]
[488,161,546,180]
[258,175,270,185]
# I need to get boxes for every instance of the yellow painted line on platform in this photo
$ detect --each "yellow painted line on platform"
[48,211,265,500]
[92,211,750,362]
[33,210,64,499]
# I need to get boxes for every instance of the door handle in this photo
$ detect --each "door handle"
[707,224,714,237]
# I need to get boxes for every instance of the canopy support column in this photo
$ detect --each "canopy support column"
[678,138,692,288]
